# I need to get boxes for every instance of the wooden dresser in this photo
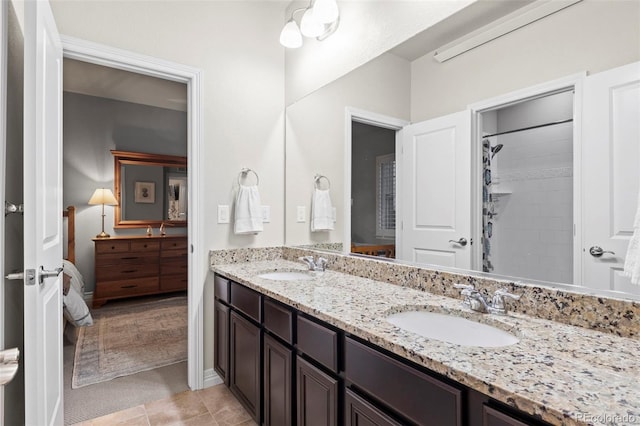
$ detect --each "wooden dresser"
[92,235,188,308]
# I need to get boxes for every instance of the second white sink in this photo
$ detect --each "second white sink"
[386,311,519,348]
[257,271,314,281]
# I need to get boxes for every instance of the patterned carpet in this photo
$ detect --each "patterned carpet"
[72,296,187,388]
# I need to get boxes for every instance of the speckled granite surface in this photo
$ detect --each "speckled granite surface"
[210,258,640,426]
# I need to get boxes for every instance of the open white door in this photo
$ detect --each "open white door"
[399,111,472,269]
[582,61,640,296]
[23,0,64,424]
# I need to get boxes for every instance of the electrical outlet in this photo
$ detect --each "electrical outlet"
[297,206,306,223]
[217,205,230,224]
[261,205,270,223]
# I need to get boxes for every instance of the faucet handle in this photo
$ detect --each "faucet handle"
[453,283,475,306]
[315,257,328,271]
[491,288,521,314]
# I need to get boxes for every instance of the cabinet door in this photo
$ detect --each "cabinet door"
[297,356,338,426]
[345,389,402,426]
[483,406,530,426]
[263,334,292,426]
[229,311,261,422]
[214,300,229,384]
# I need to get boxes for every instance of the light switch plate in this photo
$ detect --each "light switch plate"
[217,205,230,224]
[297,206,306,223]
[261,205,270,223]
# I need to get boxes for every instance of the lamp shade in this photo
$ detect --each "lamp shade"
[280,19,303,48]
[88,188,118,206]
[300,7,324,38]
[313,0,339,24]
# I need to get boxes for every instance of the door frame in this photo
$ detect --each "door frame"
[0,0,8,418]
[61,36,205,390]
[468,72,585,284]
[343,107,409,255]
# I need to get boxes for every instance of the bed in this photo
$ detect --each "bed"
[351,243,395,258]
[62,206,93,333]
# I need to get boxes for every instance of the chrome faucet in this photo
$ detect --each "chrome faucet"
[454,284,520,315]
[298,256,328,272]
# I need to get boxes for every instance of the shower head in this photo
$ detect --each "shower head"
[491,144,504,159]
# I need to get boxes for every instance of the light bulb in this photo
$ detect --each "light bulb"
[300,7,324,38]
[279,19,303,48]
[313,0,339,24]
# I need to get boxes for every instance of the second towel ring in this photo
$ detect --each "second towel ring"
[314,174,331,190]
[238,168,259,186]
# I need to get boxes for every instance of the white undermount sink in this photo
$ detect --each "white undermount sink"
[257,271,314,281]
[386,311,519,348]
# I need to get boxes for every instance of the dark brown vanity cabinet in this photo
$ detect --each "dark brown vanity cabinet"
[345,389,402,426]
[213,300,229,384]
[229,310,261,421]
[297,356,339,426]
[482,405,534,426]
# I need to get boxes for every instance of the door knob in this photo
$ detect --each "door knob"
[39,266,63,284]
[448,238,468,247]
[589,246,615,258]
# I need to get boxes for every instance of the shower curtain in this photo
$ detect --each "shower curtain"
[482,139,494,272]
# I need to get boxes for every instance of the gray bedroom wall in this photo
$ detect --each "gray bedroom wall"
[351,122,396,246]
[62,92,187,294]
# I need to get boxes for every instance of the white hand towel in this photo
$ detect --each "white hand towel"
[234,185,264,235]
[311,188,334,232]
[623,187,640,285]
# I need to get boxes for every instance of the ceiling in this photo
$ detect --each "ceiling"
[63,0,535,110]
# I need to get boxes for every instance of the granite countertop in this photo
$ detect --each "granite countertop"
[212,259,640,426]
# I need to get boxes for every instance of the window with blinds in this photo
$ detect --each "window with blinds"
[376,154,396,239]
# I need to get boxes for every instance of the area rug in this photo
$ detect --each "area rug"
[72,296,187,388]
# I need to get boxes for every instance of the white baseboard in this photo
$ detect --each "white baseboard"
[204,368,223,388]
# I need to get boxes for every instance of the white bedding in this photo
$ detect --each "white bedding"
[62,259,93,327]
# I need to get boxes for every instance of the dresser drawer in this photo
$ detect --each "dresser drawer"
[297,315,339,373]
[95,240,130,254]
[161,238,188,250]
[95,251,158,267]
[96,277,159,298]
[160,275,188,291]
[96,263,159,281]
[130,240,160,252]
[161,262,188,276]
[230,282,261,322]
[264,298,293,344]
[161,248,188,259]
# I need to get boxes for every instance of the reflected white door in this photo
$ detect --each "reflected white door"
[582,61,640,296]
[399,110,472,269]
[23,0,64,424]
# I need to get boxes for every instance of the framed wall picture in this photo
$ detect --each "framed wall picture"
[134,181,155,203]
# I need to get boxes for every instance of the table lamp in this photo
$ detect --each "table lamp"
[88,188,118,238]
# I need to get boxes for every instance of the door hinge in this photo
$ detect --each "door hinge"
[190,244,194,253]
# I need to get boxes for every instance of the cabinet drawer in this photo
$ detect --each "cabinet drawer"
[95,240,129,253]
[264,299,293,344]
[160,274,188,291]
[297,315,338,373]
[130,240,160,252]
[230,282,261,322]
[161,262,188,276]
[96,277,159,298]
[345,337,462,426]
[483,405,530,426]
[214,275,230,303]
[96,263,158,281]
[95,252,158,267]
[345,389,402,426]
[161,238,188,250]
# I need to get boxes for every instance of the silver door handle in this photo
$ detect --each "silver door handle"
[589,246,615,257]
[449,238,468,247]
[39,266,63,284]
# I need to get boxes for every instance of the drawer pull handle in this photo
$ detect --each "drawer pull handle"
[121,285,137,289]
[122,270,137,273]
[122,257,139,260]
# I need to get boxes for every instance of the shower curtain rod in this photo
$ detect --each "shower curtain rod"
[483,118,573,139]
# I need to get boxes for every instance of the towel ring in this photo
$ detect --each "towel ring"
[314,174,331,190]
[238,168,259,186]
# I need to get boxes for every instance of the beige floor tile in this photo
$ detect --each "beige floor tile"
[145,390,209,425]
[210,407,253,426]
[73,405,148,426]
[196,385,243,416]
[181,413,219,425]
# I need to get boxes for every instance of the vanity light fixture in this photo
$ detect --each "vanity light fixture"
[279,0,340,49]
[88,188,118,238]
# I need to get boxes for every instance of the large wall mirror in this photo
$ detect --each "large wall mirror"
[112,150,188,228]
[285,0,640,301]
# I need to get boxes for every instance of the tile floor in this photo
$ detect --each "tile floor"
[73,385,257,426]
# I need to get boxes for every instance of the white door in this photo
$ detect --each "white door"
[23,0,64,424]
[582,61,640,296]
[399,111,472,269]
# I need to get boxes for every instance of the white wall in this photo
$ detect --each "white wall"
[411,0,640,121]
[285,52,410,246]
[284,0,474,105]
[51,0,285,374]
